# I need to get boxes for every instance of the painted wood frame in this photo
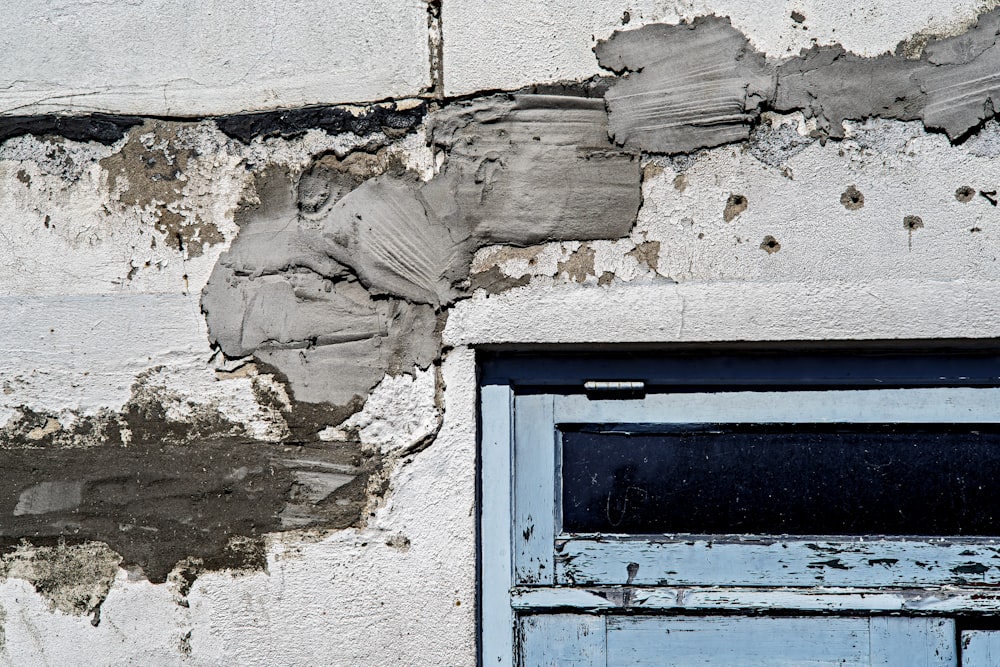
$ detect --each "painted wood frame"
[479,350,1000,666]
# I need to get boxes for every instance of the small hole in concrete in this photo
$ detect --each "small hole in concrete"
[724,193,748,222]
[840,185,864,210]
[956,186,976,203]
[760,235,781,254]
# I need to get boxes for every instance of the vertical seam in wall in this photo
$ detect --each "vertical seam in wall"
[427,0,445,99]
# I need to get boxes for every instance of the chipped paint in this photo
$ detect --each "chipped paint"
[101,121,224,258]
[1,542,120,621]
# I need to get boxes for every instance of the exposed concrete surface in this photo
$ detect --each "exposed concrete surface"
[201,93,640,409]
[427,95,640,245]
[1,1,430,116]
[0,435,375,583]
[1,543,120,620]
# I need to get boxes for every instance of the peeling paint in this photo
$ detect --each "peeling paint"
[956,185,977,201]
[723,194,748,222]
[1,542,120,622]
[557,244,597,283]
[760,235,781,254]
[626,241,661,273]
[101,120,224,258]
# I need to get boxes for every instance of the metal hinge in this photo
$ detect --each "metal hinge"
[583,380,646,397]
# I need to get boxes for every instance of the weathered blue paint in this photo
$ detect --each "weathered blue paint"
[603,616,954,667]
[480,351,1000,666]
[513,394,556,585]
[552,388,1000,424]
[556,538,1000,587]
[480,384,515,667]
[519,614,606,666]
[517,616,956,666]
[511,586,1000,614]
[961,630,1000,666]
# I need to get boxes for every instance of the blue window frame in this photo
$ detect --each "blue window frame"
[479,346,1000,666]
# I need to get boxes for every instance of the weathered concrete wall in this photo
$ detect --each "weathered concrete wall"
[4,0,1000,664]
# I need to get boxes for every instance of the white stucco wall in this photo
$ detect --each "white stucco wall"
[443,0,1000,95]
[1,1,430,116]
[3,1,1000,665]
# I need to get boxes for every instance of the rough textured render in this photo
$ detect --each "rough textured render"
[311,175,472,306]
[0,1,430,116]
[599,7,1000,152]
[201,166,441,405]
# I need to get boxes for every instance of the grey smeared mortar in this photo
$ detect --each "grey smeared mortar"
[201,93,641,408]
[597,8,1000,153]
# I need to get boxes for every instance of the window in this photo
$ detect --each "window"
[480,345,1000,666]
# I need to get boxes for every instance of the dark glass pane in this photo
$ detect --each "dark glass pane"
[560,424,1000,535]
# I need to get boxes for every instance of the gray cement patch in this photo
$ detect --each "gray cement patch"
[598,8,1000,153]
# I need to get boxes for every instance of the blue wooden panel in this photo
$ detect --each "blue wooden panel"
[514,394,556,585]
[869,618,956,667]
[519,614,606,667]
[481,384,516,667]
[962,630,1000,666]
[605,616,955,667]
[556,538,1000,587]
[511,586,1000,614]
[552,388,1000,424]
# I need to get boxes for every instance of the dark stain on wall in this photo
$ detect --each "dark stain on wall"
[0,114,144,145]
[0,432,375,584]
[215,101,428,143]
[0,103,427,147]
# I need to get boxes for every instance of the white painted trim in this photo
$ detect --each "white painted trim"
[446,281,1000,346]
